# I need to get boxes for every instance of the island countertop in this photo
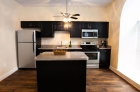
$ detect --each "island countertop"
[35,52,88,61]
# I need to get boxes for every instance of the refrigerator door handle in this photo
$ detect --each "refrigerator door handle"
[32,33,34,52]
[33,43,34,52]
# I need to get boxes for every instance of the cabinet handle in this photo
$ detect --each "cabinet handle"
[90,23,91,28]
[88,23,91,28]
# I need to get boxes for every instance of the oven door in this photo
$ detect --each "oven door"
[84,51,100,63]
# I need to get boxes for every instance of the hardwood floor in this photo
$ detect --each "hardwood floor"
[0,69,139,92]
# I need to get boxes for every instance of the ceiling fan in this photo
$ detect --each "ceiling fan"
[53,0,80,22]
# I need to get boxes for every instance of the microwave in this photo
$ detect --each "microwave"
[82,29,98,38]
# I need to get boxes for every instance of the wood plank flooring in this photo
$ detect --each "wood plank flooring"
[0,69,139,92]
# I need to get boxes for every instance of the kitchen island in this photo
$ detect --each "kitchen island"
[35,52,88,92]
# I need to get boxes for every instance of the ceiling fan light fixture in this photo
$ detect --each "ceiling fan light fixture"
[63,18,71,22]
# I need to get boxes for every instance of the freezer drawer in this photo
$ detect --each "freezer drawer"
[18,43,36,68]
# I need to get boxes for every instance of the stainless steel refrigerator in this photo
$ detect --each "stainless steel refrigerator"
[16,30,41,68]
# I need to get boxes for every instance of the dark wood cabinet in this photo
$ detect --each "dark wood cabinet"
[40,21,54,37]
[81,22,98,29]
[53,21,70,31]
[70,22,81,38]
[98,22,109,38]
[36,60,86,92]
[21,21,40,28]
[99,49,111,68]
[20,21,109,38]
[81,22,109,38]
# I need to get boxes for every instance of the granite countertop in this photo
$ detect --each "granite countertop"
[35,52,88,61]
[38,45,82,50]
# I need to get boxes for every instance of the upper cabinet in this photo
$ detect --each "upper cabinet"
[81,22,98,29]
[20,21,109,38]
[40,21,54,37]
[97,22,109,38]
[70,22,81,38]
[21,21,40,28]
[53,21,69,31]
[81,22,109,38]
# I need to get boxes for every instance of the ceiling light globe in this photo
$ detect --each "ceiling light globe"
[63,18,68,22]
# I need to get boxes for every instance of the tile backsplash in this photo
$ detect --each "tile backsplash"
[41,31,107,45]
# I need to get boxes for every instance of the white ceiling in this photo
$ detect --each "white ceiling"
[15,0,115,7]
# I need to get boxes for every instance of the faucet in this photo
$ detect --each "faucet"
[61,41,62,47]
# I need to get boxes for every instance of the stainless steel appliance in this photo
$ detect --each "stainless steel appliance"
[81,29,98,38]
[81,42,100,68]
[16,30,41,68]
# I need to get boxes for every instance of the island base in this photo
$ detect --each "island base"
[36,60,86,92]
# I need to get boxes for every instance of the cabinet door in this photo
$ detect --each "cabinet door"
[98,22,109,38]
[21,21,40,28]
[41,22,54,37]
[81,22,98,29]
[70,22,81,38]
[53,21,69,31]
[99,49,111,68]
[90,22,98,29]
[81,22,89,29]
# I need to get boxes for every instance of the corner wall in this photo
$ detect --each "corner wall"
[106,0,126,69]
[0,0,21,81]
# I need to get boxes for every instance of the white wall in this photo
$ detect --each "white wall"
[0,0,21,81]
[18,6,107,21]
[118,0,140,85]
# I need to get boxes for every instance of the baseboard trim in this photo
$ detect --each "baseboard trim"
[110,66,140,91]
[0,67,18,81]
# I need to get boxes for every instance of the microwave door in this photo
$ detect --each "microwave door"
[82,32,94,38]
[93,32,98,38]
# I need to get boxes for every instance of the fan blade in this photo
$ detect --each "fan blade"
[72,14,80,16]
[53,16,63,17]
[70,16,78,19]
[60,12,64,15]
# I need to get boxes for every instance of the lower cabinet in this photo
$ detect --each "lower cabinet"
[38,49,52,54]
[99,49,111,68]
[36,60,86,92]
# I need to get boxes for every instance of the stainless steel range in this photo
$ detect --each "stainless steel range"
[81,42,100,68]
